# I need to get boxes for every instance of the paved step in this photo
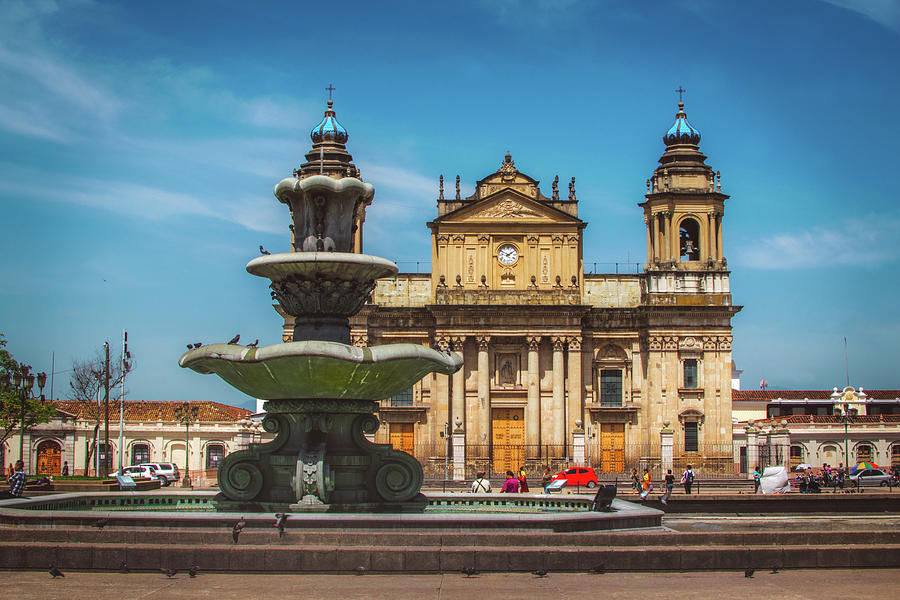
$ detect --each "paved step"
[1,541,898,572]
[2,527,899,548]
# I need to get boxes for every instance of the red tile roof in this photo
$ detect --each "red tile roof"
[52,400,252,423]
[733,390,900,401]
[752,414,900,425]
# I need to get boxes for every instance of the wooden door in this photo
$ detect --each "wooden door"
[600,423,625,473]
[36,440,62,476]
[491,407,525,475]
[389,423,415,456]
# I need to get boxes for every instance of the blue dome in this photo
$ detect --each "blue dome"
[310,100,348,144]
[664,102,701,146]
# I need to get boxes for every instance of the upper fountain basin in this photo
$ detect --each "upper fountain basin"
[246,252,397,319]
[178,341,462,400]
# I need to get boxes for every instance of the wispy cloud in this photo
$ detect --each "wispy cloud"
[819,0,900,32]
[734,214,900,269]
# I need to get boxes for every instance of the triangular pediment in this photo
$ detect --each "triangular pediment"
[438,189,580,224]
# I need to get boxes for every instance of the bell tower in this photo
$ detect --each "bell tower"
[640,97,731,304]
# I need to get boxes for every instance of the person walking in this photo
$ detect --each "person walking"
[500,470,520,493]
[61,461,69,477]
[752,465,761,493]
[640,468,652,501]
[517,466,529,493]
[541,467,553,493]
[471,471,492,493]
[662,469,674,505]
[681,465,695,494]
[1,460,27,499]
[630,468,640,495]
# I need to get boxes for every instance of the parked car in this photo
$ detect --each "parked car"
[109,465,158,480]
[551,467,598,488]
[848,468,892,487]
[139,463,180,486]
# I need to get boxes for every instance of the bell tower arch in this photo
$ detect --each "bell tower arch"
[640,98,730,300]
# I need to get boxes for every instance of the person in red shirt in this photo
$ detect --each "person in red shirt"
[500,470,520,493]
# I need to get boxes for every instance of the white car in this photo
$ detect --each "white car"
[848,468,892,487]
[109,465,159,481]
[138,462,180,486]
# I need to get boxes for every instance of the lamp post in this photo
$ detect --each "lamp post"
[8,366,47,470]
[174,402,199,487]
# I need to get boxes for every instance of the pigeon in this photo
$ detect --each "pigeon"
[461,566,478,578]
[189,564,200,578]
[260,245,271,255]
[355,566,367,576]
[192,343,202,349]
[49,564,64,578]
[274,513,288,538]
[247,339,259,348]
[531,569,548,578]
[92,518,109,530]
[770,564,781,574]
[160,568,177,578]
[590,563,606,574]
[745,568,755,578]
[186,344,193,350]
[227,334,240,345]
[119,560,129,574]
[232,516,246,544]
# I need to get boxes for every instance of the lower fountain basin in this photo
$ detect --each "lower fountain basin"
[179,341,462,400]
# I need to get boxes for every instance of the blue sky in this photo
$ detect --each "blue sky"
[1,0,899,409]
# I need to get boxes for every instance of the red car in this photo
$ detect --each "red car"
[551,467,598,488]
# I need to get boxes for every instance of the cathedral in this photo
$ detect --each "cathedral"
[280,97,741,478]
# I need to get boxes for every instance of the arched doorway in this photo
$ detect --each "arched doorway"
[36,440,62,476]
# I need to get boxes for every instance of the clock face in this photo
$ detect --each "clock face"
[498,244,518,265]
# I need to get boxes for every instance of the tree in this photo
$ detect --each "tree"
[0,334,56,451]
[68,346,132,474]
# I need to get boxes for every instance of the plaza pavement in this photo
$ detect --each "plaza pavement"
[1,569,897,599]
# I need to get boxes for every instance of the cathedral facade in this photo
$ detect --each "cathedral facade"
[285,99,741,478]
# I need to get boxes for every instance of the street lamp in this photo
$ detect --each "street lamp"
[7,366,47,469]
[174,402,199,487]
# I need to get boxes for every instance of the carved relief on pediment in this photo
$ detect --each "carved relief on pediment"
[476,199,541,219]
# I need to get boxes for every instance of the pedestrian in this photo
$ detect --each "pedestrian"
[500,470,520,493]
[1,460,27,499]
[630,468,640,494]
[541,467,553,493]
[61,461,69,477]
[640,468,652,501]
[752,465,761,493]
[517,466,529,493]
[681,465,695,494]
[471,471,491,493]
[662,469,674,505]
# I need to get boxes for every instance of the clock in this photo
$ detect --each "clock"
[497,244,518,265]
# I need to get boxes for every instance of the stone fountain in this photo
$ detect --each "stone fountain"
[179,100,461,512]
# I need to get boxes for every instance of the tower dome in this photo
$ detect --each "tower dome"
[310,99,348,144]
[663,102,701,146]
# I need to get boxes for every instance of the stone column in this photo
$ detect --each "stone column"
[661,421,674,474]
[572,420,585,466]
[526,336,541,458]
[476,336,491,448]
[567,336,582,450]
[774,421,791,469]
[653,213,661,262]
[707,210,716,262]
[645,215,653,265]
[452,417,466,481]
[746,423,759,474]
[716,214,724,260]
[451,336,466,434]
[552,337,566,453]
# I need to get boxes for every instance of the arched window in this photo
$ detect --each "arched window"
[679,218,701,261]
[822,445,837,464]
[790,445,804,469]
[206,443,225,469]
[131,443,150,466]
[856,443,873,463]
[97,442,113,472]
[892,445,900,469]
